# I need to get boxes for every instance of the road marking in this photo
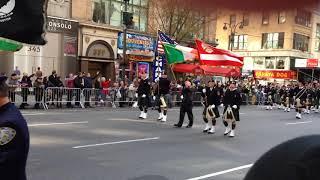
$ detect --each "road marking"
[109,118,155,124]
[22,113,46,116]
[28,121,89,127]
[185,164,253,180]
[73,137,160,149]
[286,121,312,125]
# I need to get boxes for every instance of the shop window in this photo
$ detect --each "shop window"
[278,11,286,24]
[233,35,248,50]
[293,33,310,51]
[315,24,320,51]
[265,57,276,69]
[243,13,249,26]
[230,14,236,26]
[92,0,107,24]
[262,12,269,25]
[262,32,284,49]
[254,57,265,69]
[295,9,311,27]
[276,58,285,69]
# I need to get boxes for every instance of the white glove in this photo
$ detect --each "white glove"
[142,94,146,98]
[211,104,215,109]
[153,96,156,100]
[135,93,138,98]
[202,89,206,93]
[180,95,184,100]
[232,105,237,109]
[220,104,224,107]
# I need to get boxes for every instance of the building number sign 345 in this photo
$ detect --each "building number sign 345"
[27,46,41,52]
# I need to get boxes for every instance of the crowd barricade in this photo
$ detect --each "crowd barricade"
[44,87,84,109]
[9,87,46,109]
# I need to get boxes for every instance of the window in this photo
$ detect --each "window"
[91,0,149,31]
[276,58,285,69]
[295,9,311,27]
[262,12,269,25]
[278,11,286,24]
[230,14,236,25]
[243,13,249,26]
[315,24,320,51]
[293,33,310,51]
[262,32,284,49]
[232,35,248,50]
[265,57,276,69]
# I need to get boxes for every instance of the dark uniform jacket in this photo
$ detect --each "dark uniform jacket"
[0,103,29,180]
[181,87,193,107]
[155,78,171,96]
[137,79,150,97]
[202,87,221,106]
[223,89,242,108]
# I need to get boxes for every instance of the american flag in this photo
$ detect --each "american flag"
[157,30,178,54]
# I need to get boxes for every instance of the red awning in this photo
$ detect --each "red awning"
[172,64,240,77]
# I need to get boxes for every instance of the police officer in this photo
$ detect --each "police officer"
[155,74,171,122]
[0,76,30,180]
[201,81,221,134]
[137,74,151,119]
[174,81,194,128]
[222,83,241,137]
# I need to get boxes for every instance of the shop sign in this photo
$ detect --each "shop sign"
[295,58,320,68]
[47,16,79,34]
[306,59,318,68]
[254,70,296,79]
[118,32,156,62]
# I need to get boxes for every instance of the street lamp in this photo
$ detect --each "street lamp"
[121,0,131,81]
[223,21,244,51]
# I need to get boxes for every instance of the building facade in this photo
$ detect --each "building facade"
[214,8,320,83]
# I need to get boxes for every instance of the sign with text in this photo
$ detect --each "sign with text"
[254,70,296,79]
[47,16,79,34]
[295,58,320,68]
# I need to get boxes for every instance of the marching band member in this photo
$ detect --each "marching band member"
[283,85,291,112]
[279,85,286,110]
[201,81,221,134]
[265,84,275,110]
[137,74,151,119]
[305,83,315,114]
[295,83,307,119]
[222,83,241,137]
[155,74,171,122]
[174,81,194,128]
[315,83,320,113]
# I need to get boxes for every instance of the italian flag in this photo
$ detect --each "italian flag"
[0,38,23,52]
[162,43,198,64]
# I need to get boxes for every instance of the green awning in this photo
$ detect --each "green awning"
[0,38,23,52]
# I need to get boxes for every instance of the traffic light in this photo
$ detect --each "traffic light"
[123,12,134,26]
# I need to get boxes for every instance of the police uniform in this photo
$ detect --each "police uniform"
[137,78,151,119]
[0,77,30,180]
[201,86,221,134]
[222,88,241,137]
[174,86,194,128]
[155,77,171,122]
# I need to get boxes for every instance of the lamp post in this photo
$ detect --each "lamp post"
[222,22,244,51]
[122,0,130,81]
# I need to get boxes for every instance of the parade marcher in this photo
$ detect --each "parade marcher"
[201,81,221,134]
[315,83,320,113]
[174,80,194,128]
[137,74,151,119]
[278,85,286,110]
[155,74,171,122]
[295,82,307,119]
[0,76,30,180]
[305,83,315,114]
[222,83,241,137]
[283,85,291,112]
[265,84,276,110]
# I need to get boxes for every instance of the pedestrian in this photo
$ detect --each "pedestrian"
[222,83,241,137]
[0,76,30,180]
[7,73,19,105]
[13,66,21,77]
[137,74,150,119]
[174,80,194,128]
[35,67,42,78]
[73,72,84,107]
[65,74,74,108]
[33,77,44,109]
[202,81,221,134]
[19,73,34,109]
[84,73,93,108]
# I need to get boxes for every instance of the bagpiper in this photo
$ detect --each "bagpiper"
[315,82,320,113]
[295,83,307,119]
[155,74,171,122]
[305,83,315,114]
[279,85,286,110]
[201,81,221,134]
[265,84,276,110]
[137,74,151,119]
[222,83,242,137]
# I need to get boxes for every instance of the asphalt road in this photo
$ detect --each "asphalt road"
[22,106,320,180]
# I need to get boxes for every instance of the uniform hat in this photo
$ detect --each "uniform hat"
[244,135,320,180]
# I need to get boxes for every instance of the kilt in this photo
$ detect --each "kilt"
[223,106,240,122]
[138,96,149,107]
[203,106,220,119]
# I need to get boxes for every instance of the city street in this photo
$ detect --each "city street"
[23,106,320,180]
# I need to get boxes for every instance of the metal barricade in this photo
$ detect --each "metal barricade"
[45,87,84,109]
[9,87,46,109]
[82,88,110,107]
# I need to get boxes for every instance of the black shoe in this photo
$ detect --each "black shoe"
[174,124,182,128]
[186,125,192,128]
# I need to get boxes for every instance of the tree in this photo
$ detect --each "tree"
[148,0,216,43]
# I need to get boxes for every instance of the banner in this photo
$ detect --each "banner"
[153,54,165,81]
[118,32,156,62]
[0,0,48,45]
[254,70,296,79]
[137,62,150,79]
[295,59,320,68]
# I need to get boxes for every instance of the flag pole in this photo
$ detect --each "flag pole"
[170,64,177,82]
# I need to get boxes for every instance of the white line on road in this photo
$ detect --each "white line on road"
[73,137,160,149]
[109,118,155,123]
[185,164,253,180]
[22,113,46,116]
[286,121,312,125]
[28,121,89,127]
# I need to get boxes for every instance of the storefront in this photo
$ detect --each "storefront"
[0,16,79,78]
[295,58,320,82]
[117,32,156,80]
[78,24,118,80]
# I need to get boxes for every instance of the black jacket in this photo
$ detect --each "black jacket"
[137,79,150,96]
[202,87,221,106]
[74,76,84,89]
[223,89,241,107]
[181,87,193,107]
[156,78,171,95]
